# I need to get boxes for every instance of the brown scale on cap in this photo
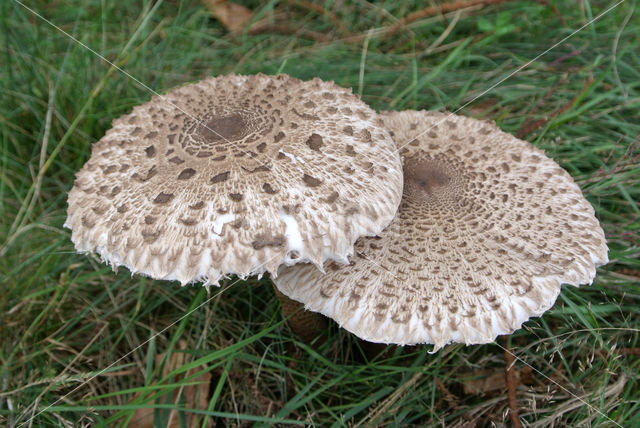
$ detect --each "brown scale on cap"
[274,110,608,348]
[65,74,403,285]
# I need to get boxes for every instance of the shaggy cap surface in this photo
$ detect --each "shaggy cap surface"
[275,110,608,348]
[65,74,403,284]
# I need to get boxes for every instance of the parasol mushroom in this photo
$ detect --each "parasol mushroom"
[274,110,608,349]
[65,74,403,286]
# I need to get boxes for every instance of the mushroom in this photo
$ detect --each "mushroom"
[65,74,403,285]
[274,110,608,349]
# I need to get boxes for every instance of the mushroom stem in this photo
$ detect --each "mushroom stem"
[272,283,327,344]
[356,339,389,360]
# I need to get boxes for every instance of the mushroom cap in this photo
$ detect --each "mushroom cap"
[274,110,608,348]
[65,74,403,285]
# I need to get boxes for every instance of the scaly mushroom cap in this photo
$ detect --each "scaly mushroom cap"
[65,74,403,285]
[274,110,608,348]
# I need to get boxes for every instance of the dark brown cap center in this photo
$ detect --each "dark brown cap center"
[403,154,465,209]
[197,113,247,143]
[405,158,451,193]
[410,166,451,195]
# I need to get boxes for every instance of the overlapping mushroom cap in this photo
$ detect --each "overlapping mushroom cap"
[274,110,608,348]
[65,74,403,285]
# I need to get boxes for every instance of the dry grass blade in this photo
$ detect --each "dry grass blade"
[129,340,213,428]
[504,336,522,428]
[356,372,423,427]
[527,375,627,427]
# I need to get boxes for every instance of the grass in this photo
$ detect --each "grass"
[1,0,639,426]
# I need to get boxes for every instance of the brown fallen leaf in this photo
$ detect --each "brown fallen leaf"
[129,340,213,428]
[202,0,253,32]
[462,366,533,396]
[465,98,500,118]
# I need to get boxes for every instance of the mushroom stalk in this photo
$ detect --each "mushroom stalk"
[272,284,327,344]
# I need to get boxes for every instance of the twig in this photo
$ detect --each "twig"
[516,77,594,139]
[614,268,640,279]
[595,347,640,357]
[599,133,640,178]
[515,76,568,139]
[386,0,511,37]
[285,346,302,402]
[535,0,567,26]
[618,348,640,356]
[503,336,522,428]
[547,49,583,68]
